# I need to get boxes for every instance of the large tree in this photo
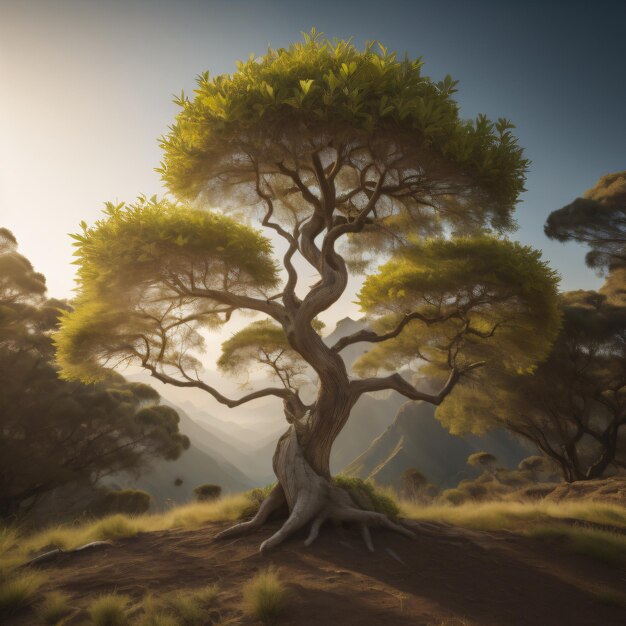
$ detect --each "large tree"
[0,228,189,520]
[56,34,559,551]
[437,288,626,481]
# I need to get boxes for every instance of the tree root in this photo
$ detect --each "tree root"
[26,540,114,566]
[216,427,415,553]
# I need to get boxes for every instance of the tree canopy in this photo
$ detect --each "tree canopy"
[545,170,626,273]
[54,34,560,551]
[0,228,189,520]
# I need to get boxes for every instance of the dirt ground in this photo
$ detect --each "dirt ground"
[13,519,626,625]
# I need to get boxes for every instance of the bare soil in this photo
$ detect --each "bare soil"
[13,520,626,625]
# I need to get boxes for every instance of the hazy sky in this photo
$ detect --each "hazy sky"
[1,0,625,321]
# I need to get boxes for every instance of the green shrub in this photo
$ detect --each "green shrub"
[333,475,400,518]
[242,566,288,625]
[193,484,222,502]
[239,484,276,519]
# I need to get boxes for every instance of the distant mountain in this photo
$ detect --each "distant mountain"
[111,404,258,508]
[343,401,532,488]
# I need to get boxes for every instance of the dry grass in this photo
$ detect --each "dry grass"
[88,592,132,626]
[401,499,626,532]
[36,590,73,623]
[0,570,45,621]
[1,494,250,571]
[527,524,626,565]
[242,566,289,625]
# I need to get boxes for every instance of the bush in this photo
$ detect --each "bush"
[332,475,400,518]
[193,484,222,502]
[91,490,152,516]
[239,485,276,519]
[440,488,468,505]
[243,566,288,625]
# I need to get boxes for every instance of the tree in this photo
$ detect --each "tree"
[437,288,626,482]
[194,484,222,502]
[0,229,189,520]
[55,33,559,551]
[545,171,626,274]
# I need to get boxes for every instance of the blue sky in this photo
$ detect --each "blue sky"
[1,0,624,306]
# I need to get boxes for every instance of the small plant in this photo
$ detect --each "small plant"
[332,475,400,518]
[243,566,288,625]
[37,591,72,623]
[0,571,45,620]
[88,592,131,626]
[193,484,222,502]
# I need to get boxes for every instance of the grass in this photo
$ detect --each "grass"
[401,499,626,532]
[527,524,626,565]
[36,590,73,623]
[333,475,400,518]
[242,566,288,625]
[0,570,45,620]
[133,585,220,625]
[88,592,132,626]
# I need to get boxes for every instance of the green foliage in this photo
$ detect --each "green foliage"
[0,230,189,521]
[242,566,288,626]
[88,593,131,626]
[193,484,222,502]
[355,236,560,378]
[438,287,626,480]
[239,485,276,519]
[161,31,528,220]
[545,170,626,273]
[56,197,278,383]
[332,475,400,518]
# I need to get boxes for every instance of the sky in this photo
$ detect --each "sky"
[1,0,625,330]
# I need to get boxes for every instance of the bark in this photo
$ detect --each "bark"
[215,425,415,554]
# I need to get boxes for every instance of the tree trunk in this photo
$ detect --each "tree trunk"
[215,417,414,553]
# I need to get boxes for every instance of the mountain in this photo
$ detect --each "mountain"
[111,404,258,508]
[343,401,532,488]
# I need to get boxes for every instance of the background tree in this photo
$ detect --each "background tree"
[194,484,222,502]
[437,288,626,482]
[0,229,189,520]
[56,34,559,551]
[545,171,626,273]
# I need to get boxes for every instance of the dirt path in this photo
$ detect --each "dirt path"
[16,520,626,625]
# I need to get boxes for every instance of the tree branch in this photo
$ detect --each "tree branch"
[350,362,484,405]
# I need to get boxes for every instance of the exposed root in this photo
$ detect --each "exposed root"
[360,523,374,552]
[27,541,114,566]
[215,427,417,554]
[214,484,286,540]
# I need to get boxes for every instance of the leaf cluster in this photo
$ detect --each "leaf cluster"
[161,31,528,220]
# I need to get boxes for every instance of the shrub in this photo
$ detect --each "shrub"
[238,485,276,519]
[193,484,222,502]
[242,566,288,625]
[332,475,400,518]
[91,489,152,516]
[88,593,131,626]
[440,488,468,505]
